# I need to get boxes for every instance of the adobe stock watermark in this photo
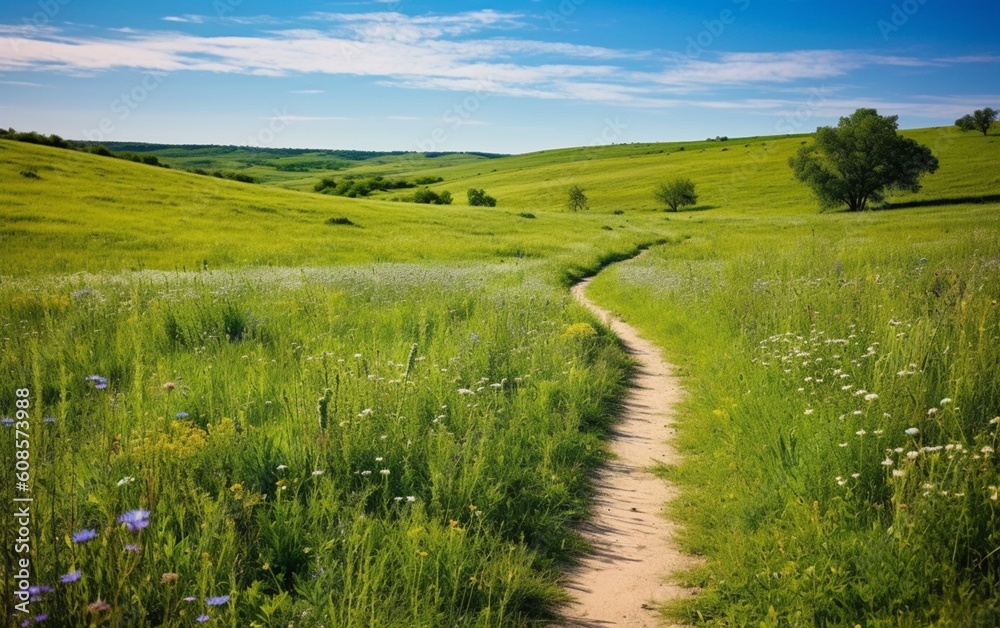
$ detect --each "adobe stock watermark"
[877,0,929,40]
[679,0,751,62]
[247,107,293,147]
[415,78,499,152]
[8,0,71,53]
[775,86,831,135]
[82,71,169,143]
[545,0,586,29]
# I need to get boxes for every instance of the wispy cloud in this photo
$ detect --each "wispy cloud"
[0,11,995,111]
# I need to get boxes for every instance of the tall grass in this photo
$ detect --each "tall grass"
[0,262,629,626]
[587,205,1000,625]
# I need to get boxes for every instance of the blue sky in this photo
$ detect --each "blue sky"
[1,0,997,153]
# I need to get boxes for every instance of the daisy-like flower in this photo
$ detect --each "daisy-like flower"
[85,375,108,390]
[905,427,919,436]
[864,393,879,402]
[1,418,14,428]
[881,458,894,466]
[406,496,416,502]
[118,509,151,533]
[311,470,324,477]
[72,529,98,544]
[361,470,372,477]
[60,571,82,583]
[380,469,390,476]
[892,469,906,477]
[856,429,867,436]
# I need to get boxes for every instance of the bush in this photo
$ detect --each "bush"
[518,212,536,219]
[412,189,453,205]
[467,188,497,207]
[325,216,356,226]
[654,178,698,212]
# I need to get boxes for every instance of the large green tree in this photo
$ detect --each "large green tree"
[955,107,998,136]
[789,108,939,212]
[654,178,698,212]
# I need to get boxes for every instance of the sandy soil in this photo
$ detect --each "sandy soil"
[555,275,698,627]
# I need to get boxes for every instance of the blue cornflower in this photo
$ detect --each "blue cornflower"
[175,411,189,419]
[205,595,230,606]
[34,615,48,623]
[118,509,150,532]
[60,571,81,583]
[43,416,56,424]
[196,615,210,623]
[72,529,98,544]
[85,375,108,390]
[1,418,13,428]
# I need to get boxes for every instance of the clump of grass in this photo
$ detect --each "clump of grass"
[325,216,356,226]
[518,212,536,219]
[20,167,39,179]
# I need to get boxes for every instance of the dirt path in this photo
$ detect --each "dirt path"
[558,272,696,627]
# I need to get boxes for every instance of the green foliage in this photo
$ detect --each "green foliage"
[467,188,498,207]
[325,216,356,227]
[412,188,453,205]
[587,206,1000,625]
[315,175,417,197]
[790,108,940,212]
[654,178,698,212]
[566,185,588,212]
[956,107,998,136]
[0,263,630,625]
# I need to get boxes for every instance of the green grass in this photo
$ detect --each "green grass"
[586,204,1000,625]
[2,123,999,625]
[0,263,630,625]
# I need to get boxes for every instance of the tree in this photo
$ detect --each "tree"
[955,107,998,136]
[467,188,497,207]
[567,185,588,212]
[654,178,698,212]
[789,108,939,212]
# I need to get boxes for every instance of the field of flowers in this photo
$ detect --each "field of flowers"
[0,263,630,626]
[587,204,1000,625]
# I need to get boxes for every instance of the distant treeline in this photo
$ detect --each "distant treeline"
[83,142,508,161]
[1,127,258,184]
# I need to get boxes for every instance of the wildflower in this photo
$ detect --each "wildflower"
[34,615,48,623]
[905,427,919,436]
[43,416,56,424]
[161,572,179,584]
[88,599,111,614]
[803,408,814,415]
[457,389,475,395]
[125,544,141,553]
[836,477,846,486]
[117,476,135,487]
[394,496,403,502]
[380,469,390,476]
[864,393,879,402]
[176,411,189,419]
[196,615,210,624]
[183,596,197,602]
[940,397,953,405]
[375,457,384,462]
[907,451,920,459]
[205,595,230,606]
[162,382,176,391]
[982,446,995,455]
[277,464,287,471]
[72,529,98,544]
[927,408,938,416]
[856,429,867,436]
[874,429,884,435]
[1,418,13,428]
[881,458,894,466]
[60,571,82,583]
[841,385,853,391]
[85,375,108,390]
[361,470,372,477]
[851,473,861,479]
[991,417,1000,425]
[354,353,362,358]
[838,442,848,448]
[118,509,151,533]
[311,469,324,477]
[406,496,416,502]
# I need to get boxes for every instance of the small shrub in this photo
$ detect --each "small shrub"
[325,217,356,227]
[20,168,40,179]
[518,212,536,219]
[467,188,497,207]
[612,209,624,215]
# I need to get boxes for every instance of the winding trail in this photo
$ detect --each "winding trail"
[558,267,697,627]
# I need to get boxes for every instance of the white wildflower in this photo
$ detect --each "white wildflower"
[905,427,919,436]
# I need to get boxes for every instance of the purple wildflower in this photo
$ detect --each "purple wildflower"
[183,596,197,602]
[176,411,189,419]
[72,529,98,544]
[35,615,48,623]
[196,615,210,623]
[1,418,13,428]
[205,595,230,606]
[85,375,109,390]
[43,416,56,424]
[60,571,82,583]
[118,509,150,532]
[124,544,141,553]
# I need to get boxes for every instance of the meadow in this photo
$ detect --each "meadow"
[2,123,999,626]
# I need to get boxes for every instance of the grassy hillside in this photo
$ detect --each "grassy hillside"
[0,140,658,277]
